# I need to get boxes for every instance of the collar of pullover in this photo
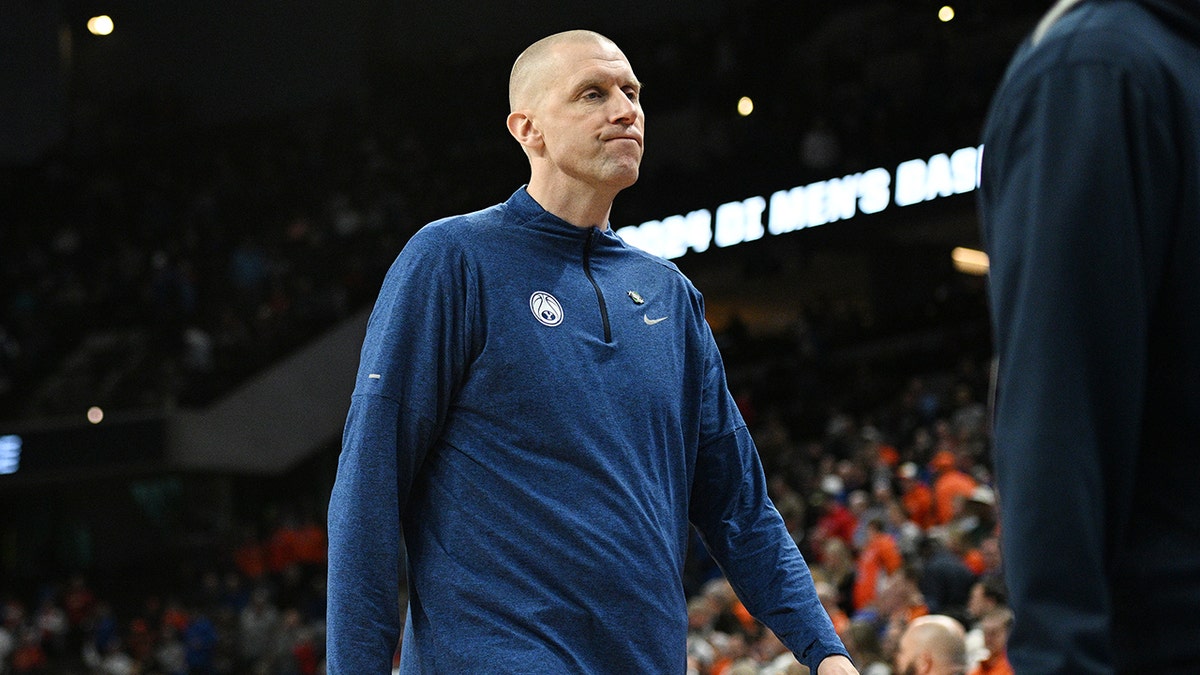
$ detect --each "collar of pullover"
[505,186,621,245]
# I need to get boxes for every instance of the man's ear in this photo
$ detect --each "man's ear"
[507,111,542,150]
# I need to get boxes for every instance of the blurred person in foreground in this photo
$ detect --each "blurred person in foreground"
[978,0,1200,672]
[326,29,856,674]
[894,615,966,675]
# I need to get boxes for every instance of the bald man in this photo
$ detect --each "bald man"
[326,30,856,674]
[895,615,969,675]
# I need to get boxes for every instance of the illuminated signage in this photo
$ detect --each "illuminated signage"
[0,434,21,474]
[618,145,983,259]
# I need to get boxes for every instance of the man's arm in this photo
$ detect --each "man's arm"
[326,394,408,674]
[688,329,853,674]
[326,225,475,673]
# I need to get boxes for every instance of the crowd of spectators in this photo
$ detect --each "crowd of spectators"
[680,351,1013,675]
[0,511,330,675]
[0,332,1013,674]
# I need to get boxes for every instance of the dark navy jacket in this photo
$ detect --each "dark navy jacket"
[326,188,847,673]
[979,1,1200,673]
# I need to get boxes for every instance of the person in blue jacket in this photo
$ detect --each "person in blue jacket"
[326,29,857,674]
[979,1,1200,673]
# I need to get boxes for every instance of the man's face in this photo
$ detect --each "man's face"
[527,39,644,192]
[980,537,1001,570]
[967,583,987,619]
[894,630,921,675]
[981,617,1008,657]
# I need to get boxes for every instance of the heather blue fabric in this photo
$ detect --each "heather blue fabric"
[327,187,846,673]
[980,2,1200,672]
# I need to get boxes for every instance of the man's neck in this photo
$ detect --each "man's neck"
[526,178,617,230]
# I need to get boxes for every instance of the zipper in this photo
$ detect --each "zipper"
[582,229,612,343]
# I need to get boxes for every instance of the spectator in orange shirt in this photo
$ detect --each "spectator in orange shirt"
[898,462,935,530]
[929,450,977,526]
[293,516,328,568]
[233,527,268,581]
[267,515,305,574]
[853,518,903,611]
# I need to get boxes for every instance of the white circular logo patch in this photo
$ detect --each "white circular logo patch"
[529,291,563,327]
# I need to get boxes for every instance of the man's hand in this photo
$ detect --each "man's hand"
[816,654,860,675]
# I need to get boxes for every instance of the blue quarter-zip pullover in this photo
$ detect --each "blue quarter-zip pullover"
[327,187,847,673]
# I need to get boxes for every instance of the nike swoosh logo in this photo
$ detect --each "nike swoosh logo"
[643,314,668,325]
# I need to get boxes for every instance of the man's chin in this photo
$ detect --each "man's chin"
[598,168,639,193]
[612,162,641,188]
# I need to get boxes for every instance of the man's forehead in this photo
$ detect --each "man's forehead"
[552,42,634,74]
[509,33,635,110]
[564,58,640,87]
[554,46,638,87]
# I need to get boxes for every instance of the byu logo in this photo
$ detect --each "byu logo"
[529,291,563,327]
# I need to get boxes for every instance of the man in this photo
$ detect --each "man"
[968,609,1014,675]
[917,533,976,617]
[898,462,934,530]
[963,576,1006,669]
[894,615,967,675]
[928,450,976,527]
[326,30,857,674]
[852,518,902,612]
[978,0,1200,672]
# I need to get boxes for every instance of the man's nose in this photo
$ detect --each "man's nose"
[610,92,638,124]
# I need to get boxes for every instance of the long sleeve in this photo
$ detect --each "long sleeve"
[326,225,476,674]
[979,45,1176,674]
[688,328,848,673]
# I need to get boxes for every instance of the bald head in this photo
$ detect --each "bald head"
[896,615,967,675]
[504,29,643,223]
[508,30,623,112]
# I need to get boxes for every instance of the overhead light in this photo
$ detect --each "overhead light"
[737,96,754,117]
[938,6,956,22]
[87,15,114,36]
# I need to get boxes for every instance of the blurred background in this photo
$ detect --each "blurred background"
[2,1,1046,672]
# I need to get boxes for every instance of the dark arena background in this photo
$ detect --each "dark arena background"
[2,2,1046,673]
